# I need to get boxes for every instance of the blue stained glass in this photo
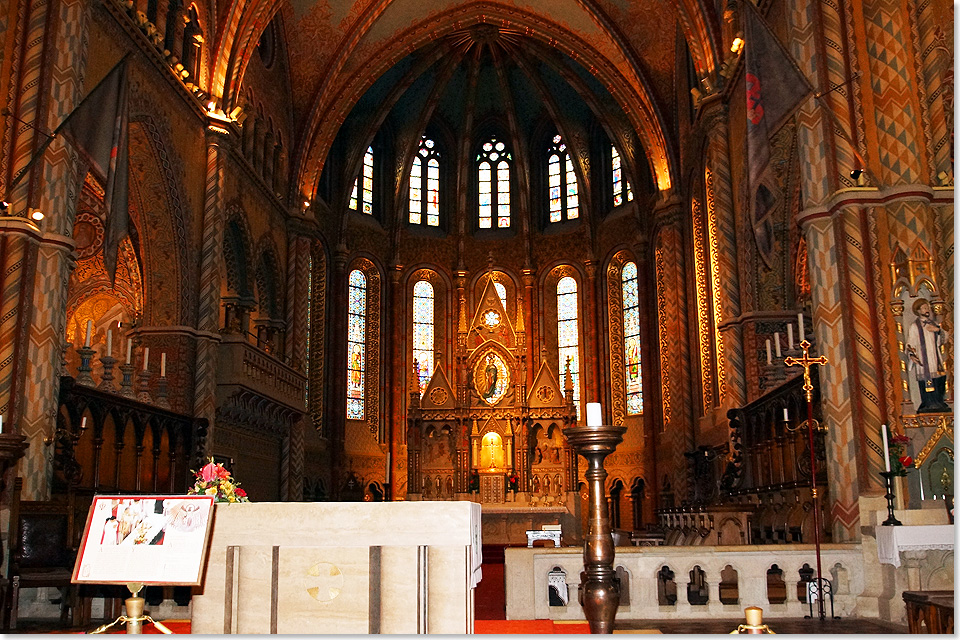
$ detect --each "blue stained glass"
[347,269,367,420]
[622,261,642,414]
[480,193,491,206]
[413,280,434,394]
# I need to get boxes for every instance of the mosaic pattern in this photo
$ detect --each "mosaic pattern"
[606,254,627,426]
[412,279,434,393]
[911,0,953,181]
[347,269,366,420]
[557,276,580,414]
[622,261,642,415]
[547,135,578,222]
[409,137,440,227]
[691,197,714,413]
[477,138,512,228]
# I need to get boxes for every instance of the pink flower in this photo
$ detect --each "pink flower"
[200,462,218,483]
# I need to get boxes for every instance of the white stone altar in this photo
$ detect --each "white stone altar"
[191,501,481,634]
[876,524,955,567]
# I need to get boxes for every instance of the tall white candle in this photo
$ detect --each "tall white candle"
[765,339,772,365]
[783,408,789,422]
[881,424,891,472]
[160,352,166,378]
[787,324,794,349]
[126,339,132,364]
[106,329,112,356]
[143,347,149,371]
[81,416,87,430]
[798,313,805,342]
[586,403,602,427]
[774,332,782,358]
[84,320,92,347]
[919,473,925,501]
[0,414,3,433]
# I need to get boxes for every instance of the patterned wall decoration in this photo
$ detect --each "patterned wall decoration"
[691,196,714,413]
[704,166,728,405]
[605,253,627,427]
[804,215,859,542]
[655,243,670,432]
[351,257,381,439]
[910,0,953,182]
[309,242,327,434]
[862,0,925,185]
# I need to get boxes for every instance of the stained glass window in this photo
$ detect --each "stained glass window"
[494,281,507,311]
[409,137,440,226]
[612,146,634,207]
[349,146,374,214]
[477,138,511,228]
[347,269,366,419]
[557,276,581,416]
[547,135,579,222]
[413,280,434,394]
[622,262,643,414]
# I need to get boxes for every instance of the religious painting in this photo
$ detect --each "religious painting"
[474,351,510,405]
[73,495,215,585]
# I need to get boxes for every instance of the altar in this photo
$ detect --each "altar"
[190,501,481,634]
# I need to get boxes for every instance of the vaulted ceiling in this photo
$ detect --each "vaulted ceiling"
[210,0,724,200]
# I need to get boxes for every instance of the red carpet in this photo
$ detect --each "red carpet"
[475,619,591,634]
[475,545,507,620]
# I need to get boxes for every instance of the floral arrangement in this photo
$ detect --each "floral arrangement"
[507,471,520,492]
[886,429,913,477]
[188,458,249,502]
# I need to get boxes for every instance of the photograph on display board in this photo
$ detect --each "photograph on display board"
[72,495,215,586]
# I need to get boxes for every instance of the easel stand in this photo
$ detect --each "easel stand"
[89,583,173,634]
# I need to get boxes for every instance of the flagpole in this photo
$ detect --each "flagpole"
[3,52,132,203]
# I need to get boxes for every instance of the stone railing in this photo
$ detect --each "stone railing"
[216,335,306,411]
[505,543,864,621]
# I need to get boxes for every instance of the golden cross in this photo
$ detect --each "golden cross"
[783,339,828,401]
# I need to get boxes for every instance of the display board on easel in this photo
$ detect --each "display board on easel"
[72,495,215,633]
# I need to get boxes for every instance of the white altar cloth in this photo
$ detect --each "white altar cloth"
[876,524,955,567]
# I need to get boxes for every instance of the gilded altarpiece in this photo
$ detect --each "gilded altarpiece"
[406,273,579,544]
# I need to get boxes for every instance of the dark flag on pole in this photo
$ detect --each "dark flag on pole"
[58,56,130,281]
[742,1,813,267]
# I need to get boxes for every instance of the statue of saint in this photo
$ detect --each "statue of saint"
[905,298,950,413]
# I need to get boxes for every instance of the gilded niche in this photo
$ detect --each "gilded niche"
[475,351,510,405]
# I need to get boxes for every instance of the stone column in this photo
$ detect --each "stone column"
[328,243,349,498]
[386,264,403,500]
[651,195,694,503]
[703,105,746,411]
[192,124,230,456]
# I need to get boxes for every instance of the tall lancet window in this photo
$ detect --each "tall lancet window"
[349,146,374,214]
[548,135,579,222]
[412,280,435,394]
[477,138,512,228]
[557,276,581,416]
[494,281,507,310]
[612,146,634,207]
[347,269,367,419]
[409,137,440,226]
[622,261,643,414]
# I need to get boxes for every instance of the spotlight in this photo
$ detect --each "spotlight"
[731,36,744,54]
[0,201,8,213]
[207,101,217,112]
[30,210,44,221]
[849,168,863,180]
[302,200,310,208]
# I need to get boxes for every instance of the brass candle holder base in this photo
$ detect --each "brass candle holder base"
[88,583,172,634]
[562,423,626,634]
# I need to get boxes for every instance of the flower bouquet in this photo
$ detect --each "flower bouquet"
[188,458,249,502]
[507,471,520,492]
[886,428,913,477]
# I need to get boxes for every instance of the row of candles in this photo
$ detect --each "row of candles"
[82,320,167,377]
[764,313,806,365]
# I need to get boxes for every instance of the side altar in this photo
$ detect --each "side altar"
[190,501,481,634]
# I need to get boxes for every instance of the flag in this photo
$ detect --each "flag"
[58,56,130,281]
[742,1,812,267]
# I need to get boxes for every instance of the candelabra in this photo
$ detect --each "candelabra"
[136,369,153,404]
[562,422,625,634]
[118,362,136,399]
[98,355,118,392]
[75,345,97,386]
[155,375,171,409]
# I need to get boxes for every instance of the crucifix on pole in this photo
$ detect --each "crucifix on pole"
[784,338,828,621]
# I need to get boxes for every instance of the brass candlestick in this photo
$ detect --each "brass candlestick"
[562,422,626,634]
